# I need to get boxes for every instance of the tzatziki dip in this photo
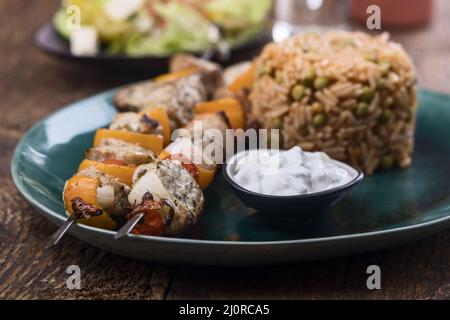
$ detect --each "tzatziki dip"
[228,147,356,196]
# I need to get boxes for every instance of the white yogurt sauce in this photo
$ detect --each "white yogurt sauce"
[229,147,356,196]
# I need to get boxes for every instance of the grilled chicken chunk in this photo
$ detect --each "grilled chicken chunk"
[114,55,223,129]
[114,76,205,129]
[177,113,229,152]
[182,113,229,137]
[85,138,156,166]
[75,167,131,218]
[128,159,204,236]
[109,112,163,136]
[169,54,223,94]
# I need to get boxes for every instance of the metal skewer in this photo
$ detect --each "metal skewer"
[114,196,177,240]
[114,213,144,240]
[45,212,79,248]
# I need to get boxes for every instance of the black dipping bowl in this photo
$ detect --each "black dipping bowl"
[222,151,364,221]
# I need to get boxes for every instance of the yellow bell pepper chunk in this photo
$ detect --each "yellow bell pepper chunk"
[154,67,199,83]
[195,98,246,130]
[196,166,217,190]
[78,159,135,186]
[141,106,172,146]
[63,176,116,230]
[228,63,256,93]
[93,129,163,155]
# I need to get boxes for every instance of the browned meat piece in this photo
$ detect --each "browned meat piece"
[169,54,224,93]
[71,197,103,219]
[75,167,131,218]
[114,76,205,129]
[109,112,163,136]
[114,55,224,129]
[170,54,221,73]
[85,138,156,166]
[183,113,229,136]
[128,160,205,236]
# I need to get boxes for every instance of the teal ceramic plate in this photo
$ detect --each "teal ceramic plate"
[11,89,450,266]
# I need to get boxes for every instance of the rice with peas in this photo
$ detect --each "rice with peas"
[249,31,417,175]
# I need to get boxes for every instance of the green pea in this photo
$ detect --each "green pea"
[291,85,305,101]
[258,65,270,77]
[380,155,394,170]
[404,109,413,122]
[379,60,392,72]
[304,67,316,81]
[366,52,378,63]
[302,67,316,86]
[383,96,394,108]
[274,117,283,129]
[313,113,327,128]
[376,78,386,90]
[359,86,375,103]
[311,102,324,114]
[314,77,329,90]
[380,109,393,123]
[275,71,284,84]
[356,102,369,118]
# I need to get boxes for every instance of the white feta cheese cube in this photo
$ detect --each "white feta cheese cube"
[70,26,98,57]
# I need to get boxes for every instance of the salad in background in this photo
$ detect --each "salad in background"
[53,0,273,57]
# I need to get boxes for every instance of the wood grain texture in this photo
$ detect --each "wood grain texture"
[0,0,449,300]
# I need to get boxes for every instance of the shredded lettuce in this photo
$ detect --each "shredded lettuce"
[125,2,210,56]
[204,0,272,30]
[53,8,71,39]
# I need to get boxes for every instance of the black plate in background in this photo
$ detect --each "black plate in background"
[34,22,273,77]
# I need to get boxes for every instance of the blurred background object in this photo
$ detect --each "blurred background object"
[273,0,348,41]
[275,0,347,28]
[273,0,434,40]
[35,0,274,75]
[349,0,434,28]
[53,0,273,57]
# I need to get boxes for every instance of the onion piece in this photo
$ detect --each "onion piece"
[128,169,171,207]
[96,185,115,209]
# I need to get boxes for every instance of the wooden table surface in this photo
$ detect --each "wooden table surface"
[1,0,449,300]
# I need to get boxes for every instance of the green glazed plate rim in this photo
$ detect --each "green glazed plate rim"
[11,88,450,246]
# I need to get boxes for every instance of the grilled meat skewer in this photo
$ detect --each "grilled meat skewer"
[127,159,205,236]
[74,167,131,218]
[114,56,223,129]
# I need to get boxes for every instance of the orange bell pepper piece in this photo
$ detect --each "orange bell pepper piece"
[196,166,217,190]
[228,63,256,93]
[63,176,116,230]
[140,106,172,146]
[154,67,199,83]
[195,98,246,130]
[78,159,136,186]
[93,129,163,155]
